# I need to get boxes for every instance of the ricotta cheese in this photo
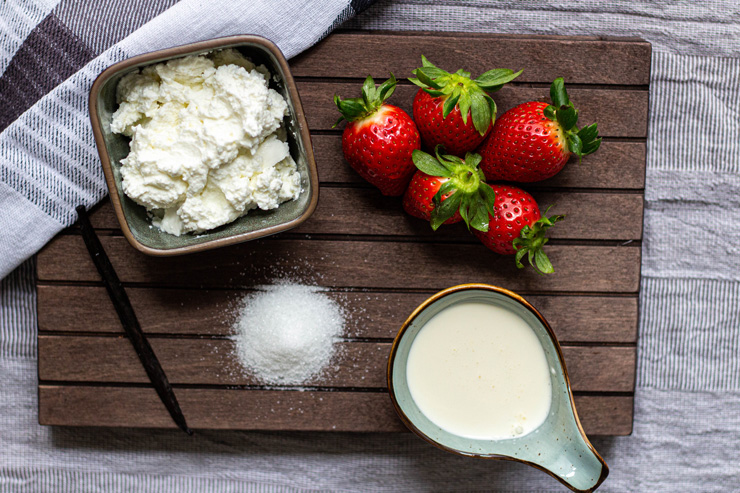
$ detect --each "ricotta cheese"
[110,49,301,236]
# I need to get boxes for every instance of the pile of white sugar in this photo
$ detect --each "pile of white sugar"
[110,48,301,236]
[232,283,345,385]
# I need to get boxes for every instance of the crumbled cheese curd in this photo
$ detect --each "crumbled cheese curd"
[110,49,301,235]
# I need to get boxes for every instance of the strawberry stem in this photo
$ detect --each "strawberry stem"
[412,146,494,232]
[333,74,397,127]
[409,56,522,135]
[543,78,602,161]
[512,206,564,275]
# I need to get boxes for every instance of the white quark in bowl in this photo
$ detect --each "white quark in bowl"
[110,48,301,236]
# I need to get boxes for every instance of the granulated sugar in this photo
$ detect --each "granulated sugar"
[232,283,344,385]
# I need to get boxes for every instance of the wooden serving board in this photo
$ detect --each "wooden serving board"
[36,30,650,435]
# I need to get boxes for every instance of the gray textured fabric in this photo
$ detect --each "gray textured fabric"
[54,0,181,54]
[0,14,96,131]
[0,0,61,75]
[2,0,740,491]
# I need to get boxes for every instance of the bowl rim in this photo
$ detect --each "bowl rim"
[386,283,609,493]
[88,34,319,256]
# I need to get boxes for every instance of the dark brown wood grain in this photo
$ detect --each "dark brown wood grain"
[290,32,651,86]
[38,385,634,435]
[38,335,635,392]
[311,136,646,190]
[86,189,643,241]
[301,82,648,137]
[37,285,638,342]
[37,31,648,435]
[37,235,641,293]
[293,189,643,240]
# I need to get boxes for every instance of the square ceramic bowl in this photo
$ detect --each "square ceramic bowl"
[89,35,319,256]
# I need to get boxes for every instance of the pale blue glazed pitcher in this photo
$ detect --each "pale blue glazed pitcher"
[388,284,609,492]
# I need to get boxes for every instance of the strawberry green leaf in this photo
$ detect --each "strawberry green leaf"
[361,75,376,106]
[458,194,471,228]
[408,77,425,88]
[543,105,557,121]
[376,74,396,102]
[475,68,523,90]
[582,138,602,156]
[479,185,496,216]
[550,77,570,107]
[419,66,446,79]
[470,196,490,232]
[534,250,554,275]
[458,94,472,124]
[414,68,443,90]
[514,248,528,270]
[440,154,465,167]
[412,150,453,177]
[442,91,460,118]
[423,89,446,97]
[465,152,483,168]
[569,133,583,156]
[470,92,491,136]
[577,122,598,143]
[556,105,578,131]
[430,191,462,230]
[421,55,437,68]
[486,95,497,124]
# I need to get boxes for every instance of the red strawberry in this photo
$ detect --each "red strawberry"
[410,56,521,157]
[478,78,601,182]
[403,147,496,231]
[334,75,420,196]
[473,184,564,274]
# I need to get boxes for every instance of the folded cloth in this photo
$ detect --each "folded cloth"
[0,0,376,280]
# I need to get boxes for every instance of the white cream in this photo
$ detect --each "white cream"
[406,302,552,440]
[110,49,301,236]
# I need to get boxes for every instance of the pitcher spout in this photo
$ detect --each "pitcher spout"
[525,427,609,492]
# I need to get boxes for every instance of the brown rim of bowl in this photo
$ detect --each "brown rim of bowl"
[88,34,319,256]
[386,283,609,493]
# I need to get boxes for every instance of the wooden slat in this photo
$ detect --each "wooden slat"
[38,336,636,392]
[38,385,633,435]
[311,136,647,190]
[293,189,643,240]
[37,236,641,293]
[291,32,651,86]
[37,285,638,342]
[301,82,648,137]
[87,190,644,241]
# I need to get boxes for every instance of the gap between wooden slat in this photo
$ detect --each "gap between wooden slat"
[37,238,642,293]
[34,331,639,347]
[81,189,644,241]
[37,285,638,343]
[37,336,636,392]
[291,31,650,87]
[292,76,650,92]
[37,385,634,435]
[301,83,648,137]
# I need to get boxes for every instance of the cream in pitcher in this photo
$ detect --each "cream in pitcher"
[406,301,552,440]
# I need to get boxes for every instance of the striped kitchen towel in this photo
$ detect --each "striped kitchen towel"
[0,0,376,280]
